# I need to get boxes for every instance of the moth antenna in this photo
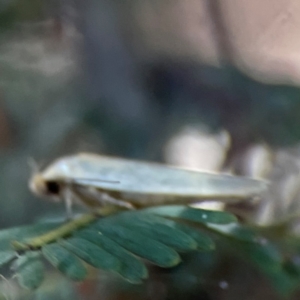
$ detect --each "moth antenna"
[27,157,41,176]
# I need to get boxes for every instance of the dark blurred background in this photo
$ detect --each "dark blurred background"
[1,0,300,299]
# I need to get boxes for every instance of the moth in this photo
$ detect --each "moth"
[29,153,268,217]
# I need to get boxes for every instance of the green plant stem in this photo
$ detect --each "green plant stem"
[11,206,122,251]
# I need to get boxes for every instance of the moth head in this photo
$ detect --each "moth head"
[28,158,64,201]
[29,173,62,201]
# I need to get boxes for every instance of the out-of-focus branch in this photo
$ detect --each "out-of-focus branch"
[205,0,236,65]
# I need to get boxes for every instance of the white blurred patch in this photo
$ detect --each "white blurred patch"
[190,201,225,211]
[238,144,273,178]
[256,147,300,225]
[164,126,231,211]
[164,126,230,171]
[219,280,229,290]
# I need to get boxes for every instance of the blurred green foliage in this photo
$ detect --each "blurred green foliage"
[0,206,300,299]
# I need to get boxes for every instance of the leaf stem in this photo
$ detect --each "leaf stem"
[11,206,122,251]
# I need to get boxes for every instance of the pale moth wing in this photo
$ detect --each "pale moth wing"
[30,153,268,208]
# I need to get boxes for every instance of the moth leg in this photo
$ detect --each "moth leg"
[88,187,134,210]
[64,188,75,220]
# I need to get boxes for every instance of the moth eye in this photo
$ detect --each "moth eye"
[46,181,60,195]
